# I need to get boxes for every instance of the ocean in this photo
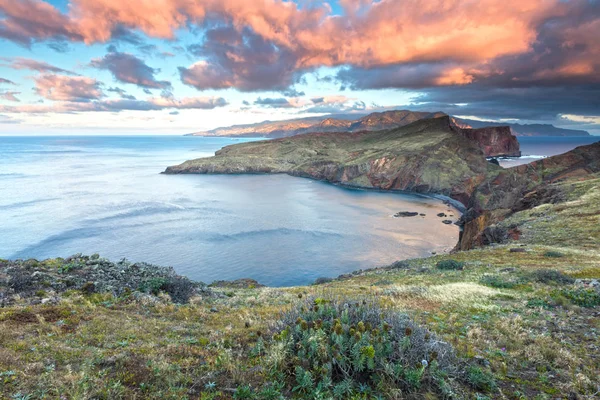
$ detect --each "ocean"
[0,135,460,286]
[499,136,600,167]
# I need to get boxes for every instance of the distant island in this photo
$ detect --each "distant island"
[186,109,591,138]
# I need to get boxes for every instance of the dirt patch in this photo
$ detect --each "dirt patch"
[5,310,38,324]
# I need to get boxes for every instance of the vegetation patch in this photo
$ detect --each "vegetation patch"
[559,288,600,308]
[530,269,575,285]
[479,274,523,289]
[543,251,565,258]
[436,260,465,271]
[264,297,468,398]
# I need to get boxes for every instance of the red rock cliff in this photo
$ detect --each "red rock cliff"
[455,126,521,157]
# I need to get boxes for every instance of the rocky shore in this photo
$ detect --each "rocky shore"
[0,254,212,306]
[165,115,600,251]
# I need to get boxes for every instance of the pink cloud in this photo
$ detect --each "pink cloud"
[0,0,81,45]
[34,74,104,102]
[0,57,75,74]
[0,91,20,101]
[0,95,228,113]
[0,0,598,92]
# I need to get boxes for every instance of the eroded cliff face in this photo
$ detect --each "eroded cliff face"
[165,116,493,207]
[455,126,521,157]
[166,114,598,252]
[458,142,600,249]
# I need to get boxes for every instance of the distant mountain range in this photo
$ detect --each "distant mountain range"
[186,110,590,138]
[456,119,591,137]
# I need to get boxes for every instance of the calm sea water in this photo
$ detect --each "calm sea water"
[0,136,461,286]
[500,136,600,167]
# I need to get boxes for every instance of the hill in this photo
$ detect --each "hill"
[187,109,591,138]
[459,119,591,136]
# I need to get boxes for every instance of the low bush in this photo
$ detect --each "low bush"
[8,269,35,292]
[530,269,574,285]
[265,297,461,397]
[466,366,497,392]
[543,251,564,258]
[479,275,521,289]
[436,260,465,271]
[139,275,196,303]
[560,288,600,308]
[313,277,333,285]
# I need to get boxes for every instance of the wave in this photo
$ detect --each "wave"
[207,228,344,242]
[0,197,60,210]
[500,155,547,162]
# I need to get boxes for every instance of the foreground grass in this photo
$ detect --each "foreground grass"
[1,177,599,399]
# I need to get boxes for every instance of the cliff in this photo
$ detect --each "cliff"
[458,118,591,136]
[168,116,599,252]
[188,110,590,139]
[167,116,494,206]
[456,126,521,157]
[458,141,600,249]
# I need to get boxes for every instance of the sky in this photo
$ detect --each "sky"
[0,0,599,135]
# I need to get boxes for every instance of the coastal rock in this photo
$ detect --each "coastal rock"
[455,126,521,157]
[0,254,211,305]
[394,211,419,217]
[458,142,600,249]
[170,115,600,252]
[442,220,453,225]
[210,278,264,289]
[166,116,491,207]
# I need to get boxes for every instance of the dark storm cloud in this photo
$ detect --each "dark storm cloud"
[411,85,600,121]
[90,52,171,89]
[179,27,307,92]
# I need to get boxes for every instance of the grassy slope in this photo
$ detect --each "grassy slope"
[165,117,491,202]
[1,186,599,398]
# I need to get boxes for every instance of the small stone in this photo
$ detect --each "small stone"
[442,220,453,225]
[510,248,526,253]
[437,213,447,217]
[210,307,218,313]
[394,211,419,217]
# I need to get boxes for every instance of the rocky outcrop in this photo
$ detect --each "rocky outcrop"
[457,118,591,137]
[455,126,521,157]
[166,116,493,207]
[0,254,212,306]
[457,142,600,249]
[169,116,600,253]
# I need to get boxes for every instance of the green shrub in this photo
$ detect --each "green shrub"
[560,288,600,307]
[466,366,497,392]
[526,298,553,309]
[436,260,465,270]
[313,277,333,285]
[543,251,564,258]
[479,275,521,289]
[266,297,459,397]
[138,276,196,303]
[530,269,574,285]
[233,384,254,399]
